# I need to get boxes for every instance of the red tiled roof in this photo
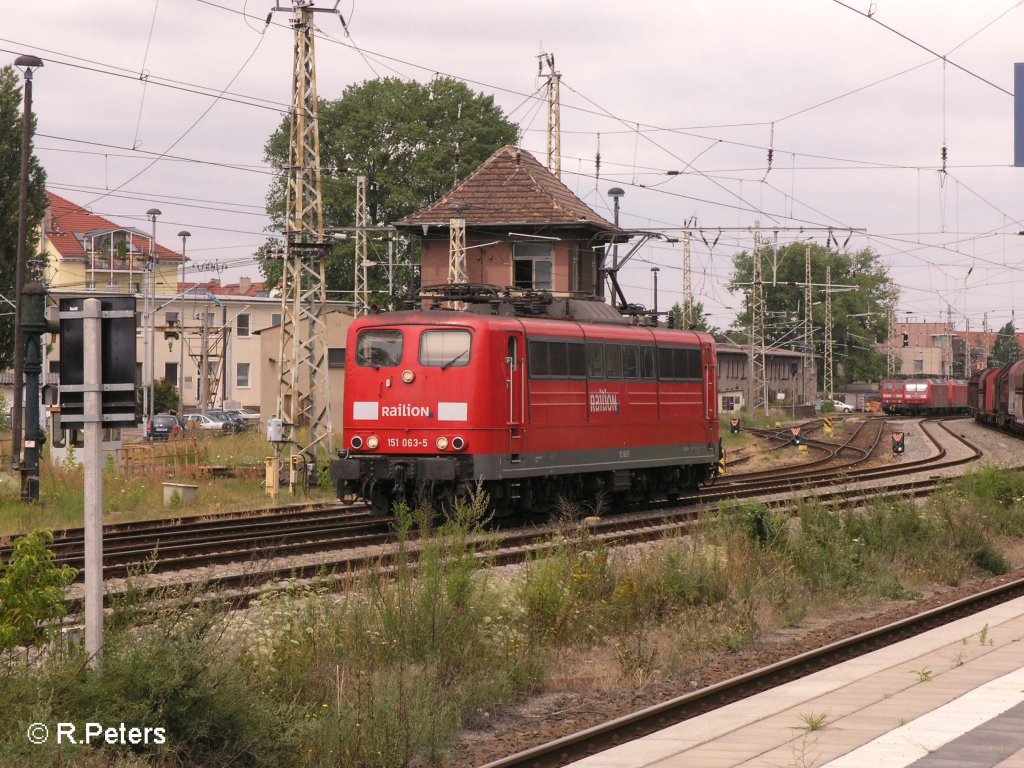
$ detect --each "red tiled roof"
[44,191,184,263]
[178,278,268,297]
[394,145,618,232]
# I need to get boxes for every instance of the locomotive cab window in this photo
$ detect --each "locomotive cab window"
[420,330,471,368]
[356,330,403,368]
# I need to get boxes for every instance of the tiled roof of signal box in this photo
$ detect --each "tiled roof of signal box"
[395,145,619,232]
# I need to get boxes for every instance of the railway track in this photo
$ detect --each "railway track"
[0,414,975,616]
[54,416,983,615]
[477,575,1024,768]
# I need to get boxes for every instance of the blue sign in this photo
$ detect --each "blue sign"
[1016,64,1024,167]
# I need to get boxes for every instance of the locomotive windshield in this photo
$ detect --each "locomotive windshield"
[356,330,403,368]
[420,330,471,368]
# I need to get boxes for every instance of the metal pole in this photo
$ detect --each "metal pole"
[83,298,104,667]
[199,313,209,415]
[20,283,45,500]
[651,267,660,319]
[147,210,160,423]
[178,232,190,395]
[12,58,40,465]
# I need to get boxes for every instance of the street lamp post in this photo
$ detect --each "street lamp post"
[144,208,161,430]
[11,54,43,466]
[607,187,624,309]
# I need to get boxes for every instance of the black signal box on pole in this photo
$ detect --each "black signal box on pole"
[892,432,905,454]
[729,419,740,434]
[58,296,138,429]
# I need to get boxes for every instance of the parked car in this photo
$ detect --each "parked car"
[227,408,261,423]
[218,411,250,432]
[207,410,247,433]
[184,413,230,431]
[147,413,184,441]
[814,398,854,413]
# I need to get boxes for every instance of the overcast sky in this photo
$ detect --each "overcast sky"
[5,0,1024,335]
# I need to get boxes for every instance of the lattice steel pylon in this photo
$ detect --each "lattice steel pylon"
[944,304,954,377]
[353,175,369,317]
[750,224,768,413]
[886,300,896,379]
[274,1,335,473]
[682,232,693,327]
[824,265,834,399]
[804,243,814,404]
[539,52,561,179]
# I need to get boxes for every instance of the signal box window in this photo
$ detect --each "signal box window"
[356,330,404,368]
[513,243,553,290]
[420,330,471,368]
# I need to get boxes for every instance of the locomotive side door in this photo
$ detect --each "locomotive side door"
[506,332,525,457]
[703,341,717,422]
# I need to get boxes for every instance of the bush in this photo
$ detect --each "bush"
[0,530,77,649]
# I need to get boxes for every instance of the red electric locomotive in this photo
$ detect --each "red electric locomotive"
[330,299,721,515]
[880,377,968,415]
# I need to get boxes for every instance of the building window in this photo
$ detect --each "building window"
[513,243,553,290]
[236,313,250,338]
[271,313,282,327]
[165,311,179,327]
[913,360,924,373]
[237,362,250,388]
[328,348,346,368]
[164,362,178,384]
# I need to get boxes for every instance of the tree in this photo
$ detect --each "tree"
[991,321,1022,367]
[259,77,519,307]
[0,65,48,368]
[668,299,718,334]
[728,242,896,384]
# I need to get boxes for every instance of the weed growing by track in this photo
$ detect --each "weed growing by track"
[2,468,1024,766]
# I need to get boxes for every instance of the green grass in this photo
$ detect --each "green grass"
[0,430,335,537]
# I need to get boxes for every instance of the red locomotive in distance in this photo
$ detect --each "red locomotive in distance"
[330,293,722,516]
[880,377,968,416]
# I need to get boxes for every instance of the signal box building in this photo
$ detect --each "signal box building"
[394,145,622,300]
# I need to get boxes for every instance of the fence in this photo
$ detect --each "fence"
[121,436,207,478]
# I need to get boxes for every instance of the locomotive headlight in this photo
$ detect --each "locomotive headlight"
[401,369,415,383]
[451,436,466,451]
[351,435,364,450]
[366,435,380,450]
[435,436,449,450]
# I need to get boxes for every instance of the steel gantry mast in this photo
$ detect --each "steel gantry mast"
[682,231,693,327]
[824,265,834,399]
[353,175,369,317]
[750,223,768,413]
[804,243,815,405]
[274,1,335,476]
[539,52,561,179]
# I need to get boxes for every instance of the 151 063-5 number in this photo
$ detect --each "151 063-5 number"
[387,437,428,449]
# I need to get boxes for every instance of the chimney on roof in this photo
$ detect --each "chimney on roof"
[515,147,521,166]
[239,276,252,294]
